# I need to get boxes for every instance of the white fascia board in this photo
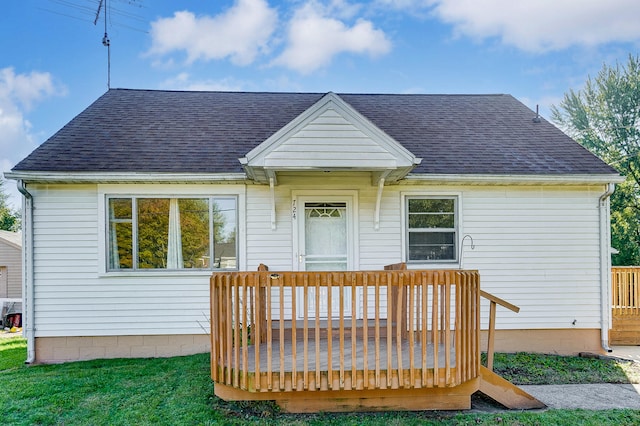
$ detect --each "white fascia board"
[403,173,625,185]
[3,171,248,184]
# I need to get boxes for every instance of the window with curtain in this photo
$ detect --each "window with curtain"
[406,196,457,262]
[107,196,237,271]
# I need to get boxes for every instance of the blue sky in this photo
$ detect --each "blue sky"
[2,0,640,206]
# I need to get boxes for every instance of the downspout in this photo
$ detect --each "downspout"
[17,180,35,363]
[599,183,615,353]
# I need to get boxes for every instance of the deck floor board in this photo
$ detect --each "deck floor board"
[237,337,455,372]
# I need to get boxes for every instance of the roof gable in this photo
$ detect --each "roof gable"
[240,93,421,183]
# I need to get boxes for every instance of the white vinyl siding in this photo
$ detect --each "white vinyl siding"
[29,180,604,338]
[245,184,293,270]
[459,186,601,329]
[263,109,399,169]
[30,184,245,337]
[247,178,602,331]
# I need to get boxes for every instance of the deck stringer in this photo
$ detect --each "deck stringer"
[478,366,546,409]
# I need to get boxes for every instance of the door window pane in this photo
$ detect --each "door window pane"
[305,203,347,270]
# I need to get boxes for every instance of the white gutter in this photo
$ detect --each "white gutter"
[16,180,35,363]
[4,171,247,183]
[599,183,615,353]
[7,171,624,186]
[404,173,625,185]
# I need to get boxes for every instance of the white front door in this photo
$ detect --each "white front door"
[295,195,355,318]
[303,202,348,271]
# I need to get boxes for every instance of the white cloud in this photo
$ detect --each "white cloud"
[324,0,364,19]
[147,0,278,66]
[0,68,61,111]
[0,68,65,208]
[375,0,432,9]
[159,73,246,92]
[273,1,392,74]
[427,0,640,52]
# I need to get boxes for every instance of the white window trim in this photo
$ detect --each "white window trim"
[97,184,246,276]
[400,191,463,268]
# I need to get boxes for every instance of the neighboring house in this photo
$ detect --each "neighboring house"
[0,230,21,299]
[5,89,621,364]
[0,230,22,327]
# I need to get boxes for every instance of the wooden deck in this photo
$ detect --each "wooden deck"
[611,267,640,344]
[210,265,543,412]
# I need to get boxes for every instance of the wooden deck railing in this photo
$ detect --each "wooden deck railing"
[612,267,640,315]
[210,269,480,394]
[480,290,520,371]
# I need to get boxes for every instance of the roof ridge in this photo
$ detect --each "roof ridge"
[107,88,508,97]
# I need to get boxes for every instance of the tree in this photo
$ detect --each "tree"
[0,179,20,232]
[551,54,640,265]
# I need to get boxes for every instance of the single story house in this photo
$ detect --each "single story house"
[6,89,621,364]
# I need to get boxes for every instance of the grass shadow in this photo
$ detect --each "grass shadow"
[482,351,640,385]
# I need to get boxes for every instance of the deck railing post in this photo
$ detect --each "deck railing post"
[480,290,520,372]
[486,300,497,371]
[210,276,218,382]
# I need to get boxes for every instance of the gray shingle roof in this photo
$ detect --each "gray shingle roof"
[12,89,617,176]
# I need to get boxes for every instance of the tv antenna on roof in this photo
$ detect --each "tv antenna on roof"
[94,0,111,89]
[40,0,147,90]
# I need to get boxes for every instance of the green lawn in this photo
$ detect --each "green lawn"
[487,351,640,385]
[2,336,640,425]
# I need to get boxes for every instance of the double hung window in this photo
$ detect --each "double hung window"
[406,196,457,262]
[107,196,237,271]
